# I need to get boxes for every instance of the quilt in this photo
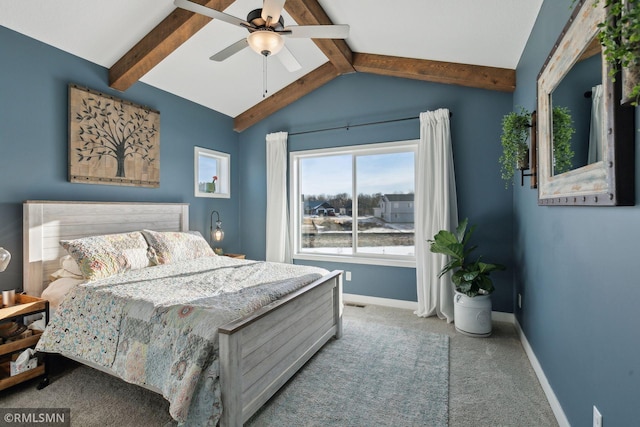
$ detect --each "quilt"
[36,256,328,426]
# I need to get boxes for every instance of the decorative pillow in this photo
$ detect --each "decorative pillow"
[141,230,215,265]
[57,255,83,277]
[60,232,151,281]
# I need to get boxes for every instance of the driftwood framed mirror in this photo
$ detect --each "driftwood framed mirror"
[537,0,635,206]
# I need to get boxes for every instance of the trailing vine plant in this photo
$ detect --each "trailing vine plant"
[499,107,531,188]
[572,0,640,104]
[499,106,575,186]
[597,0,640,105]
[551,106,576,174]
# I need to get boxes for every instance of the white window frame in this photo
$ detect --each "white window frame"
[290,140,418,268]
[194,147,230,198]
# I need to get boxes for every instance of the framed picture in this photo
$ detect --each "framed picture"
[69,84,160,187]
[194,147,230,198]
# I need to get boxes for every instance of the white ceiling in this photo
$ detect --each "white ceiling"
[0,0,543,118]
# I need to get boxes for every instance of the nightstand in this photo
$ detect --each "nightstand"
[0,294,49,391]
[224,253,246,259]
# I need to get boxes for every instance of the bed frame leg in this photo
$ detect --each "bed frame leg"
[219,332,242,427]
[334,272,343,339]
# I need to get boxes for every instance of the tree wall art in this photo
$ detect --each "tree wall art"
[68,84,160,187]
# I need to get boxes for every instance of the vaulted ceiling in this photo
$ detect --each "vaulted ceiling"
[0,0,543,132]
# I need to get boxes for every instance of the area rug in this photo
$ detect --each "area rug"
[247,317,449,427]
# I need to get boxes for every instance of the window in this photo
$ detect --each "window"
[290,140,417,267]
[194,147,230,198]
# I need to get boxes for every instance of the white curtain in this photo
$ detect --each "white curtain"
[415,109,458,322]
[265,131,292,263]
[588,84,604,164]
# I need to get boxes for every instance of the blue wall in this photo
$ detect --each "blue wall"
[0,26,241,291]
[237,72,516,311]
[514,1,640,425]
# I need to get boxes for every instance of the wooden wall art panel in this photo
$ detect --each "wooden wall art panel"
[68,84,160,187]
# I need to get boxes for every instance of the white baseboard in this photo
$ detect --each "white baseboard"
[343,293,515,323]
[343,293,418,310]
[515,319,570,427]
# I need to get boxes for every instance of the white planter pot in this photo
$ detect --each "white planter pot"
[453,291,492,337]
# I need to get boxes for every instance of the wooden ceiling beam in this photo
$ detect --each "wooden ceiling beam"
[284,0,355,74]
[234,62,340,132]
[353,52,516,93]
[109,0,235,91]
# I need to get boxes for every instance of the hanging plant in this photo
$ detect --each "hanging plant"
[574,0,640,104]
[596,0,640,104]
[499,107,532,188]
[551,106,576,174]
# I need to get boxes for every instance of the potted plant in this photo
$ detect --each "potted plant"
[596,0,640,105]
[429,218,505,337]
[499,107,531,188]
[499,106,575,185]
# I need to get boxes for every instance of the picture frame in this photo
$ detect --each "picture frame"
[69,84,160,187]
[194,147,230,198]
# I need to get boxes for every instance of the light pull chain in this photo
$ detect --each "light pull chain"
[263,54,268,98]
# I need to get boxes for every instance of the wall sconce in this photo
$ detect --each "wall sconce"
[210,210,225,243]
[520,110,537,188]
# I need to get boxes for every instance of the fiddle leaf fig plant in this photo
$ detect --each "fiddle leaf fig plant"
[499,107,531,188]
[429,218,505,298]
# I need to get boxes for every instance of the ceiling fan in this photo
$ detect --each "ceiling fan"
[174,0,350,72]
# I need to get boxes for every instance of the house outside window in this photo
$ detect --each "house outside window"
[290,140,417,267]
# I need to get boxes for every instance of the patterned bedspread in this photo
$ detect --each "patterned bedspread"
[36,256,328,426]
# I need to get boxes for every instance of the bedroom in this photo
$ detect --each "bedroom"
[0,0,639,426]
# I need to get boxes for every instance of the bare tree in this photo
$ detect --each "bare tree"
[74,96,157,178]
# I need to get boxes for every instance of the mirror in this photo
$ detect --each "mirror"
[537,0,635,206]
[550,38,602,175]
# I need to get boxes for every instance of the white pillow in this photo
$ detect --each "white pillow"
[50,255,84,280]
[42,277,84,310]
[61,255,82,276]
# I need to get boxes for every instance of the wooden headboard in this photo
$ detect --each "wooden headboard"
[23,201,189,296]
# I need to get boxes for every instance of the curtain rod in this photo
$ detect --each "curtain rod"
[288,111,453,137]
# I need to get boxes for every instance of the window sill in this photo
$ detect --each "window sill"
[293,253,416,268]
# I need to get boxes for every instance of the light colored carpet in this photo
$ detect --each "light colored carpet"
[0,304,558,427]
[246,317,449,426]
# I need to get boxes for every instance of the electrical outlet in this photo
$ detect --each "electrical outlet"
[345,271,352,281]
[518,293,522,309]
[593,406,602,427]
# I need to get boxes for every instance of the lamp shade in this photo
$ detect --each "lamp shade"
[247,30,284,56]
[212,227,225,242]
[210,210,225,243]
[0,247,10,272]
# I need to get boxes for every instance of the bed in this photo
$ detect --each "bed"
[23,201,342,426]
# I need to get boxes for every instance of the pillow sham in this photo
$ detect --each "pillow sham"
[50,255,83,280]
[141,229,215,265]
[60,231,151,281]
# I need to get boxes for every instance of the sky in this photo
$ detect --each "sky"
[198,155,218,184]
[300,152,414,197]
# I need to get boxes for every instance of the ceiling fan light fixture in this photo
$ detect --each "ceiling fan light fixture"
[247,30,284,56]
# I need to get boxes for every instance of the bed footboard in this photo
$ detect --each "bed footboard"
[218,270,342,427]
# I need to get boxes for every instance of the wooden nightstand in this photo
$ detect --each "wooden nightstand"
[224,253,246,259]
[0,294,49,391]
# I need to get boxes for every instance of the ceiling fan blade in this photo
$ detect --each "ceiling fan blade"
[209,39,249,61]
[174,0,252,29]
[261,0,286,26]
[283,24,350,39]
[277,45,302,72]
